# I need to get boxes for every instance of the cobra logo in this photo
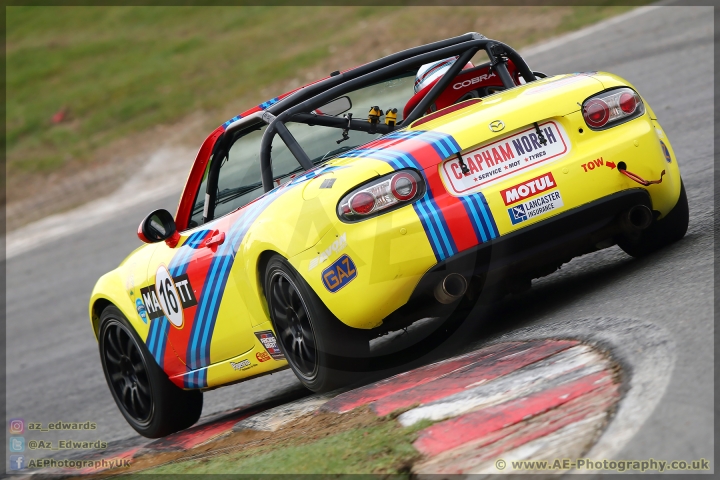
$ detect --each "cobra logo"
[489,120,505,132]
[452,72,496,90]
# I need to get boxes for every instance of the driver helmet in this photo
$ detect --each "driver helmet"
[414,56,474,94]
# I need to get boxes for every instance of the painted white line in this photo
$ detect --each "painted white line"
[398,345,607,426]
[6,146,194,259]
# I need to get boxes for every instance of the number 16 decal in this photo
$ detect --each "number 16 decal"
[139,268,198,327]
[155,265,184,328]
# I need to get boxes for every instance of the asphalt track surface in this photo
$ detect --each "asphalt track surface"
[6,4,713,467]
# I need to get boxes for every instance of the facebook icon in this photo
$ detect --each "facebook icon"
[9,455,25,470]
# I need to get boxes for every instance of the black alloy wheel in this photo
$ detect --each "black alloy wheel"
[268,271,318,380]
[99,306,203,438]
[264,255,370,392]
[102,320,153,425]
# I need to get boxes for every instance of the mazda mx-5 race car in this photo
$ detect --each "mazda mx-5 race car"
[89,33,688,437]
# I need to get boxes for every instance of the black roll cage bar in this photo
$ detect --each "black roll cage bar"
[203,33,536,222]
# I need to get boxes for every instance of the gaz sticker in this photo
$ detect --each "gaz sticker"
[321,254,357,293]
[254,331,285,360]
[441,121,569,195]
[139,270,197,327]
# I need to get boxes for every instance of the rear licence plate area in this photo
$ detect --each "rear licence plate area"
[440,120,571,196]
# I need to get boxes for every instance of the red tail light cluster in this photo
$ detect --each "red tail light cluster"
[338,170,424,222]
[582,87,644,130]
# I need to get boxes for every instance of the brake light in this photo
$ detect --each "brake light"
[338,169,425,222]
[582,87,644,130]
[390,172,417,200]
[584,99,609,127]
[350,192,375,214]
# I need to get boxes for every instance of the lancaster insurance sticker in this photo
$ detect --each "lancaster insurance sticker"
[440,120,570,195]
[507,190,564,225]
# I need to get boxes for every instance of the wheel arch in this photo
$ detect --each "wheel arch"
[256,249,283,305]
[89,271,146,341]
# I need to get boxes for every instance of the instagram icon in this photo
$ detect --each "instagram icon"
[9,419,24,434]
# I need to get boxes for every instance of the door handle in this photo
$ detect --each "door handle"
[204,231,226,248]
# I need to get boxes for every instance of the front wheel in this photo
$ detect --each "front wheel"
[264,255,370,392]
[99,306,203,438]
[618,181,689,257]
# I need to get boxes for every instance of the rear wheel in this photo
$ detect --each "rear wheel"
[618,181,689,257]
[99,306,202,438]
[264,255,370,392]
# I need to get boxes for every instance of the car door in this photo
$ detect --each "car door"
[143,124,269,384]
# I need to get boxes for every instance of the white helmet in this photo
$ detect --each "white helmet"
[414,56,459,94]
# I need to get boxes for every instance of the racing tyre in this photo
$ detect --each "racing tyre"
[618,181,689,258]
[264,255,370,392]
[99,306,203,438]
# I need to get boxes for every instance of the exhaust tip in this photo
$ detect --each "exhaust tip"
[627,204,653,230]
[434,273,468,304]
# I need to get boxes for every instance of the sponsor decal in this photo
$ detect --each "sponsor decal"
[581,157,616,172]
[126,273,135,296]
[309,233,347,271]
[441,121,570,195]
[254,331,285,360]
[508,190,564,225]
[500,172,557,206]
[452,72,497,90]
[256,351,272,362]
[136,298,148,324]
[230,359,253,371]
[659,140,672,163]
[139,271,197,325]
[321,254,357,293]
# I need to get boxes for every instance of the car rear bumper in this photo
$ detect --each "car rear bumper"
[378,187,653,332]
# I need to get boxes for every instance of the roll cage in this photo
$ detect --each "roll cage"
[198,33,538,226]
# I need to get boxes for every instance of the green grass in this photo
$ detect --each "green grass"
[138,416,435,475]
[7,5,644,180]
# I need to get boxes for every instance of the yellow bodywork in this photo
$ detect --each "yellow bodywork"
[90,72,682,389]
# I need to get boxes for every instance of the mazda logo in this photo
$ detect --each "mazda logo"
[489,120,505,132]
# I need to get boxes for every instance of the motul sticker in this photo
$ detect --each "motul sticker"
[507,190,564,225]
[500,172,557,206]
[440,121,569,195]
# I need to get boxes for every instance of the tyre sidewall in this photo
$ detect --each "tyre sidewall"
[264,256,369,392]
[98,306,202,438]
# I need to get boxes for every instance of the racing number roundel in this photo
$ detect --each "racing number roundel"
[155,265,184,328]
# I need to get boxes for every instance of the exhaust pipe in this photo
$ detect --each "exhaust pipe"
[434,273,468,304]
[621,204,653,233]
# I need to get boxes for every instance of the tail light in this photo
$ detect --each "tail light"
[582,87,644,130]
[338,170,425,222]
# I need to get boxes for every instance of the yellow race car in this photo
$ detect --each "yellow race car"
[89,33,688,437]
